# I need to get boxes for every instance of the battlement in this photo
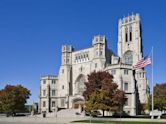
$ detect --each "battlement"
[119,13,140,26]
[62,45,73,53]
[41,75,58,80]
[92,35,106,46]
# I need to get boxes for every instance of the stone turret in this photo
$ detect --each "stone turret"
[61,45,73,65]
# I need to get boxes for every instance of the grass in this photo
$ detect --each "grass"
[72,120,166,124]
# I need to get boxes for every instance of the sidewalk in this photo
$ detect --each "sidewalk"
[0,116,166,124]
[0,116,87,124]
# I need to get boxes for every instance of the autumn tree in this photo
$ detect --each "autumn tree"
[0,84,31,115]
[83,71,125,116]
[148,83,166,111]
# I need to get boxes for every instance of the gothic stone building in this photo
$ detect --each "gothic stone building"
[39,14,149,116]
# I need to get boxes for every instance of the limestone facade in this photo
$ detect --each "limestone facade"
[39,13,149,116]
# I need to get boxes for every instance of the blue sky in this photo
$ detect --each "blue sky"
[0,0,166,104]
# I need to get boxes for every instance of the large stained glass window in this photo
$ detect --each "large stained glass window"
[124,51,133,65]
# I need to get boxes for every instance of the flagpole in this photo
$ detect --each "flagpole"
[151,46,154,119]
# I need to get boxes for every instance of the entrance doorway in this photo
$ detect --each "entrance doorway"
[72,98,84,110]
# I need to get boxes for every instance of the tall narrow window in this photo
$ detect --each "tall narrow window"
[142,73,144,78]
[124,69,128,75]
[52,101,55,107]
[86,54,88,58]
[66,59,69,63]
[130,32,132,41]
[43,90,46,96]
[52,90,56,96]
[43,101,46,107]
[125,27,128,42]
[100,51,102,56]
[124,82,128,91]
[126,33,128,42]
[129,26,132,41]
[52,80,56,84]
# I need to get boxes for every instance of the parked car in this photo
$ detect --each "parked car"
[92,110,102,117]
[6,112,16,117]
[85,110,102,117]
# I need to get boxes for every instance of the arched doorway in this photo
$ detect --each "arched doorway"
[72,98,84,110]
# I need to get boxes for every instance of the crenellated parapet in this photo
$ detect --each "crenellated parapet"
[119,13,140,26]
[62,45,73,53]
[92,35,106,46]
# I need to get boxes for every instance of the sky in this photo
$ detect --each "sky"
[0,0,166,104]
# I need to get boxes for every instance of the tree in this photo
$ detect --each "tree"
[83,71,125,116]
[148,83,166,111]
[0,84,31,115]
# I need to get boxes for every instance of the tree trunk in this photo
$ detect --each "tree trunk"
[102,110,104,117]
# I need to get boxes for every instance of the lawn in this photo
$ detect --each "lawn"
[72,120,166,124]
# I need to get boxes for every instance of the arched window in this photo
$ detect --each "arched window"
[75,74,86,95]
[125,27,128,42]
[129,26,132,41]
[124,51,133,65]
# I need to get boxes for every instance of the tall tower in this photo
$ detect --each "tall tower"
[118,14,149,106]
[118,13,143,65]
[92,35,107,71]
[58,45,73,108]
